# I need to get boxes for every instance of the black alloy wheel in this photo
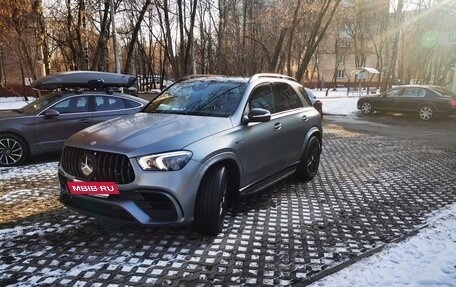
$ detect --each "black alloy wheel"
[296,136,321,180]
[194,165,228,236]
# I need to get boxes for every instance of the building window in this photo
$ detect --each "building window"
[337,70,345,78]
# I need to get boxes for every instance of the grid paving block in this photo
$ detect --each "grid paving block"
[0,127,455,286]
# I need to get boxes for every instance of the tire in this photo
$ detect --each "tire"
[0,134,28,167]
[419,105,434,121]
[194,165,228,236]
[360,102,373,115]
[296,136,321,180]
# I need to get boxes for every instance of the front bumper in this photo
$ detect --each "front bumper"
[58,159,204,226]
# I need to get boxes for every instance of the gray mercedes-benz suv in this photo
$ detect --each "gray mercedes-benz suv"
[58,73,322,235]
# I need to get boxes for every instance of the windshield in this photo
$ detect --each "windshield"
[143,80,246,117]
[17,93,62,115]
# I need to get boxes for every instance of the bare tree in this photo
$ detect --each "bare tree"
[381,0,403,91]
[294,0,341,82]
[122,0,152,73]
[0,0,40,80]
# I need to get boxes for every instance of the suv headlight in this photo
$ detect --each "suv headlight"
[137,151,192,171]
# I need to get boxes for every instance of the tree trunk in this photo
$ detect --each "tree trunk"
[286,0,302,76]
[381,0,403,91]
[91,1,110,71]
[295,0,340,82]
[123,0,152,74]
[183,0,198,75]
[158,0,179,77]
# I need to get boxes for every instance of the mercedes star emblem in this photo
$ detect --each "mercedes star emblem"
[80,154,95,177]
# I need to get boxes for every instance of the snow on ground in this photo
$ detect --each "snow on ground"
[309,202,456,287]
[0,97,34,110]
[310,88,362,116]
[1,92,455,287]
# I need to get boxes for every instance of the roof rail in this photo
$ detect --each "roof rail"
[179,74,227,81]
[249,73,298,83]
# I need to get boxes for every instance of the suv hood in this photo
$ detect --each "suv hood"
[67,112,234,157]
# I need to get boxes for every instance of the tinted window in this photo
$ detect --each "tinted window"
[126,99,142,108]
[297,86,317,107]
[402,87,426,97]
[297,87,313,107]
[249,84,275,113]
[272,83,304,112]
[144,80,246,117]
[51,96,89,114]
[386,89,402,97]
[94,96,127,111]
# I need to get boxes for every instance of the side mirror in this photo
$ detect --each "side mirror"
[243,108,271,124]
[43,108,60,119]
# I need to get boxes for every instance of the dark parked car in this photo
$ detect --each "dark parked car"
[0,71,147,167]
[357,85,456,120]
[58,73,323,235]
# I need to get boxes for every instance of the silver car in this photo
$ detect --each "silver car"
[58,74,323,235]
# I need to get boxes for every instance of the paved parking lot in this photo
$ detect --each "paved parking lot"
[1,123,455,286]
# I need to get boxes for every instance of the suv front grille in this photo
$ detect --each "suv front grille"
[61,146,135,184]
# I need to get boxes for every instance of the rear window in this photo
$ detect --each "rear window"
[144,80,246,117]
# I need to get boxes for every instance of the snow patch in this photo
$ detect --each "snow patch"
[308,203,456,287]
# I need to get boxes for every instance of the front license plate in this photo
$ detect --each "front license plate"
[67,181,119,197]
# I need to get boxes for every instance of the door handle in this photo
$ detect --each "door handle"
[274,122,282,130]
[302,115,308,121]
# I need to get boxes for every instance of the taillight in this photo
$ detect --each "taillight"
[451,99,456,109]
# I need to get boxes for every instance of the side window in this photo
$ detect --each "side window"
[51,96,89,114]
[385,89,402,97]
[296,87,313,107]
[273,83,304,112]
[94,96,127,111]
[402,88,426,97]
[249,84,276,113]
[125,99,142,108]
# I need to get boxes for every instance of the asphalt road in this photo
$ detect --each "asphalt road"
[324,112,456,147]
